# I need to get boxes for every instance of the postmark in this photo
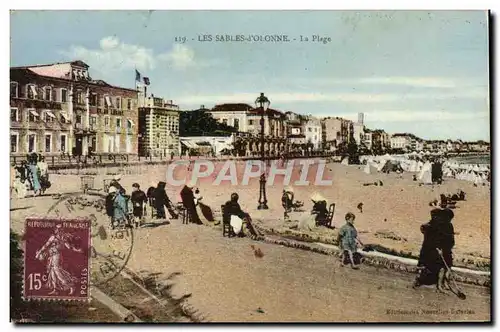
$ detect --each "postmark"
[23,217,90,301]
[45,193,134,287]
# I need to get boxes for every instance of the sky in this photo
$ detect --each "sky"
[10,10,490,141]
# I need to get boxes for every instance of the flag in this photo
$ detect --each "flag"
[143,77,150,86]
[135,70,141,82]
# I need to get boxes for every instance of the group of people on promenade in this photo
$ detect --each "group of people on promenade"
[11,153,50,198]
[282,186,458,292]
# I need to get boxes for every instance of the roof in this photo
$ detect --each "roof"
[11,60,90,70]
[211,103,253,112]
[10,66,137,92]
[247,107,285,118]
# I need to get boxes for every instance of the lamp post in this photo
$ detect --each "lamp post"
[255,92,270,210]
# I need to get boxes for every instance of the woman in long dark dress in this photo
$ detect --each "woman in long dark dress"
[414,208,455,291]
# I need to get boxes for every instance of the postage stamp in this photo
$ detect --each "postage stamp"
[23,217,91,301]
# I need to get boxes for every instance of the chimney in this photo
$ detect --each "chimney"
[201,105,205,109]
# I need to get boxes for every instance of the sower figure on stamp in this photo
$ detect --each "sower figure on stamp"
[35,224,83,295]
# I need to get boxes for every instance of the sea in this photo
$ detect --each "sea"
[450,154,490,165]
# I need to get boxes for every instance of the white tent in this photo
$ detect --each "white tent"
[364,163,378,174]
[341,158,349,165]
[419,161,433,184]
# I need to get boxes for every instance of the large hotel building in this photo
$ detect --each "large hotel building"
[10,60,139,157]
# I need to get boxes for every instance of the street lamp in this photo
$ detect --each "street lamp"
[255,92,270,210]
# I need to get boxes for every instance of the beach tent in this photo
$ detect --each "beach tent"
[341,157,349,165]
[419,161,433,184]
[379,160,404,173]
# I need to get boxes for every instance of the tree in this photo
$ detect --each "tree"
[179,109,237,136]
[347,123,360,164]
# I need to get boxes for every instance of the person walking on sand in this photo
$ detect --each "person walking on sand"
[28,153,42,196]
[131,183,147,228]
[338,212,364,269]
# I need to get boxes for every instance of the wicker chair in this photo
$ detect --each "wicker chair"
[221,204,235,237]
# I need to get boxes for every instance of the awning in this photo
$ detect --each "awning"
[127,119,135,126]
[180,141,198,149]
[196,141,212,146]
[60,111,70,121]
[45,110,56,118]
[30,110,39,117]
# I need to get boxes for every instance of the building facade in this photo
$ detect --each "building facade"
[390,133,413,150]
[303,115,322,150]
[138,95,180,157]
[209,103,286,138]
[10,60,139,157]
[321,117,351,150]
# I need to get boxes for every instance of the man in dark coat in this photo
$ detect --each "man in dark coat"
[131,183,147,227]
[153,182,178,220]
[180,184,202,224]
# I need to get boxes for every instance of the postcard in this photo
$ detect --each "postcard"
[9,10,490,323]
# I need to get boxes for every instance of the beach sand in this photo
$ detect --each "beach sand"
[41,159,491,263]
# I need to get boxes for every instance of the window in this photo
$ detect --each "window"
[61,89,68,102]
[44,87,52,101]
[234,119,239,130]
[28,109,39,122]
[116,118,122,128]
[45,134,52,153]
[90,116,97,126]
[127,99,132,110]
[10,134,18,153]
[115,97,122,109]
[76,91,84,104]
[90,93,98,106]
[104,95,111,108]
[59,111,69,124]
[127,119,133,129]
[222,119,228,125]
[91,137,97,152]
[27,84,37,99]
[43,110,55,123]
[315,128,318,132]
[28,134,36,153]
[249,120,254,126]
[104,116,110,128]
[76,114,82,124]
[308,128,312,132]
[60,134,67,153]
[10,108,18,122]
[10,82,18,98]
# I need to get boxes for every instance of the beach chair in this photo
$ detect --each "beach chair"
[221,204,235,238]
[315,203,335,228]
[326,203,336,228]
[80,176,94,194]
[177,202,190,224]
